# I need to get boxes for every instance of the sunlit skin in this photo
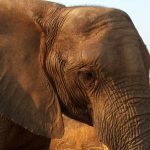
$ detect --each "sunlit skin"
[0,0,150,149]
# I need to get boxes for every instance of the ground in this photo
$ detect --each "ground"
[50,116,108,150]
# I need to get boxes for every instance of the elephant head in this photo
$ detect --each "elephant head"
[47,6,150,150]
[0,0,150,149]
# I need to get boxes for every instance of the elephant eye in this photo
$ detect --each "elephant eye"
[83,71,94,81]
[78,70,96,87]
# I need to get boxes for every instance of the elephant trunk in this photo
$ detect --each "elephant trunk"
[92,76,150,150]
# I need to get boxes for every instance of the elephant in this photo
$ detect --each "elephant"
[0,0,150,149]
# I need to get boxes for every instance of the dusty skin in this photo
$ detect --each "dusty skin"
[0,0,150,150]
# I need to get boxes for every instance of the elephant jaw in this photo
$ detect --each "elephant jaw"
[91,78,150,150]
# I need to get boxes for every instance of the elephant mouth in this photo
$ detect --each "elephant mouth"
[91,76,150,150]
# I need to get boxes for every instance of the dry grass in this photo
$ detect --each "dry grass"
[50,116,108,150]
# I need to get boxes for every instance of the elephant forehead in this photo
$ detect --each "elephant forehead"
[62,7,127,34]
[62,7,112,32]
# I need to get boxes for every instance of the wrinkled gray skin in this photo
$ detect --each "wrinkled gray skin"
[0,0,150,149]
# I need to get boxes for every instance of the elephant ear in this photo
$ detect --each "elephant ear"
[0,6,64,138]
